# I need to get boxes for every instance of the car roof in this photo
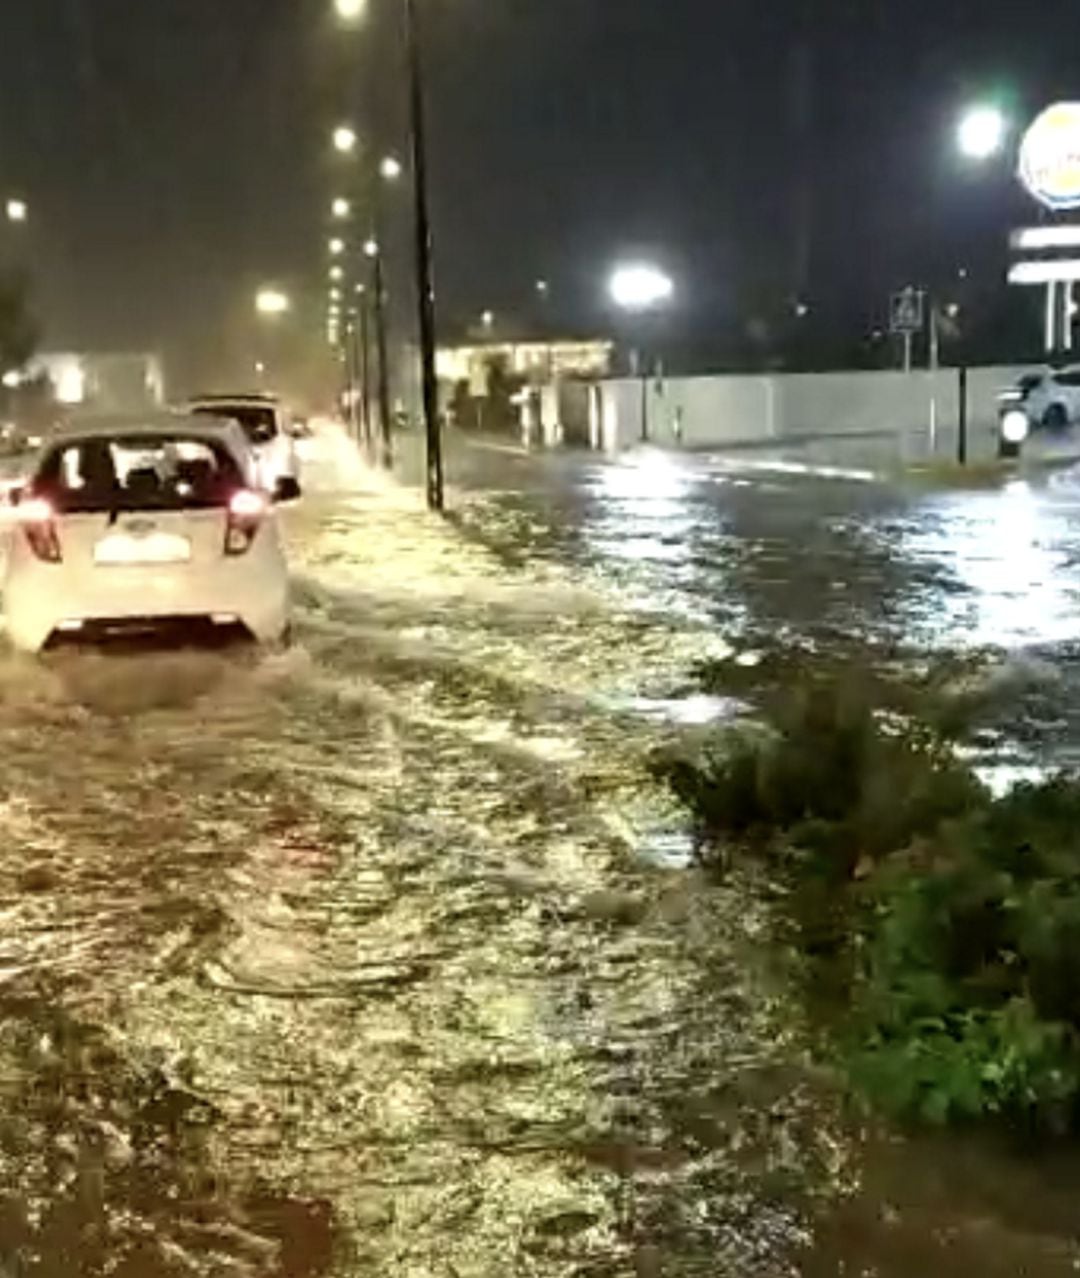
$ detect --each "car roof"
[188,393,281,407]
[44,413,255,464]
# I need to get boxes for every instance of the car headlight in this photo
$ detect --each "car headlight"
[1001,410,1031,445]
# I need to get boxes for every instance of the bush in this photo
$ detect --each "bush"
[657,685,983,877]
[849,779,1080,1127]
[659,684,1080,1131]
[847,999,1080,1127]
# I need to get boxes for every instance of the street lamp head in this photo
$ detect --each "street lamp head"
[255,287,291,317]
[355,283,367,295]
[363,238,379,258]
[380,156,403,182]
[333,0,367,22]
[957,105,1007,160]
[331,198,351,219]
[608,262,674,312]
[5,199,28,224]
[329,237,346,256]
[329,287,342,301]
[332,125,357,154]
[481,310,495,329]
[536,279,550,296]
[329,265,344,281]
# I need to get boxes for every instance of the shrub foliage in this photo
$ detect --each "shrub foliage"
[657,686,1080,1129]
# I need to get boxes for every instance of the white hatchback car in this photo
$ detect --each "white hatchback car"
[3,415,289,652]
[187,394,301,499]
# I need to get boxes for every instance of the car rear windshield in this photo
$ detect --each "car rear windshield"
[32,435,245,514]
[191,404,277,444]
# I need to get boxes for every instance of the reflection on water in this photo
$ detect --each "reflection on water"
[899,478,1080,648]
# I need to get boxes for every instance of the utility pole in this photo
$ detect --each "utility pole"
[345,317,359,439]
[372,248,393,470]
[357,287,373,447]
[928,301,940,456]
[404,0,444,511]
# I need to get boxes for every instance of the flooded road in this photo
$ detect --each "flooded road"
[3,428,1080,1274]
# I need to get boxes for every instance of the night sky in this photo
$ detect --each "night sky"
[1,0,1079,386]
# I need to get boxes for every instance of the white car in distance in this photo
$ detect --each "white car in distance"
[3,415,289,652]
[999,368,1080,431]
[187,394,302,500]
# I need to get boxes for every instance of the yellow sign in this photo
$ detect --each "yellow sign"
[1019,103,1080,211]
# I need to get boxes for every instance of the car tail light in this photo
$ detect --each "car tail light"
[224,489,266,556]
[18,497,61,563]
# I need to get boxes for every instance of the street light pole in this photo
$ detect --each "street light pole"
[404,0,444,511]
[357,286,373,446]
[369,243,393,469]
[344,316,360,438]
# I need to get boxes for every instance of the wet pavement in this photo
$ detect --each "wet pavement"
[3,427,1080,1273]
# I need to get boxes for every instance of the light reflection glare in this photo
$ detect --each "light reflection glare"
[587,455,696,564]
[907,481,1078,647]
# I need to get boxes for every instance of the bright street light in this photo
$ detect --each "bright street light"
[609,262,674,311]
[957,105,1007,160]
[255,287,291,317]
[329,237,346,256]
[536,279,549,297]
[380,156,403,182]
[329,265,344,281]
[363,238,379,258]
[333,0,367,21]
[481,310,495,329]
[332,198,351,219]
[333,125,358,154]
[5,199,27,224]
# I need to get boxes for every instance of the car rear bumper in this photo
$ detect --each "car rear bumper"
[4,569,288,653]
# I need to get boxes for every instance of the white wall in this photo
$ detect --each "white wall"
[597,366,1025,461]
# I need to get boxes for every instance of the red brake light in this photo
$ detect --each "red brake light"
[18,498,54,523]
[18,497,61,563]
[225,489,266,556]
[229,489,266,519]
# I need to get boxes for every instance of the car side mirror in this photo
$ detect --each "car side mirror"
[273,476,302,503]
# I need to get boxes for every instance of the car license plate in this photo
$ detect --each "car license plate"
[94,532,192,565]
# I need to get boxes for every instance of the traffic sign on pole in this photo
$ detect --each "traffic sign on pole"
[890,287,925,373]
[890,287,925,335]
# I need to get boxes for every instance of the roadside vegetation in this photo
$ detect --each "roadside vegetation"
[655,676,1080,1132]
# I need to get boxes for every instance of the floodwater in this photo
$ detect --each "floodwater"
[2,427,1080,1274]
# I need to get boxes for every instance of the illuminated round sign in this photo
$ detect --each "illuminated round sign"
[1019,103,1080,211]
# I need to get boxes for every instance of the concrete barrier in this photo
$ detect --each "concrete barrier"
[596,366,1030,463]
